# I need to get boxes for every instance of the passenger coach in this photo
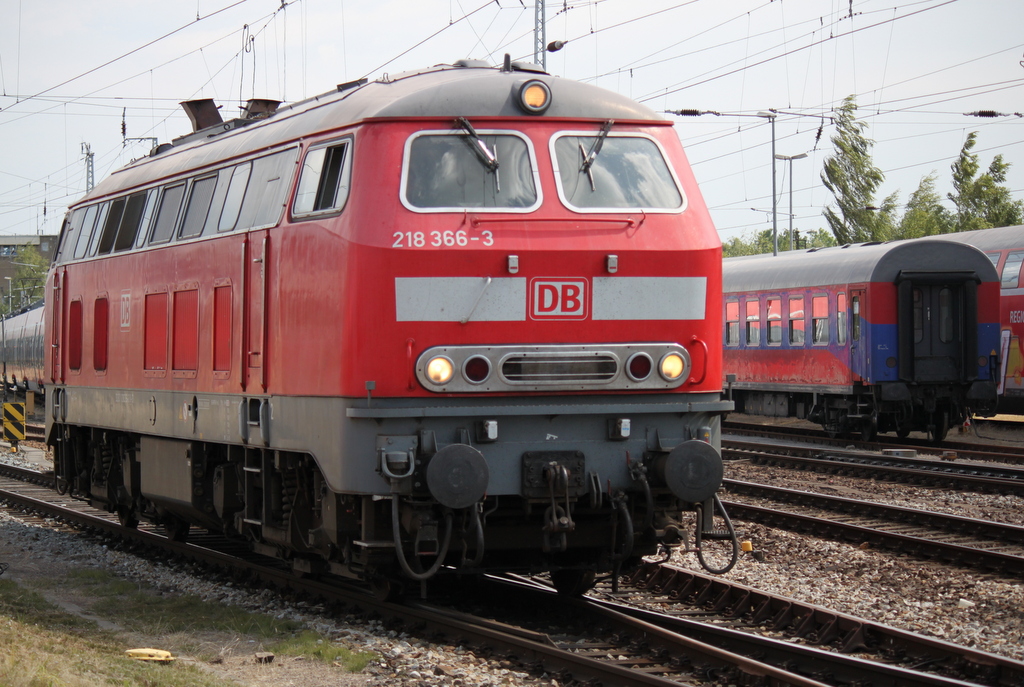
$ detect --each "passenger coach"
[723,240,999,441]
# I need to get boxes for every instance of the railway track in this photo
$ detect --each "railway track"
[723,419,1024,466]
[2,462,1024,687]
[723,437,1024,494]
[3,462,1024,685]
[721,479,1024,576]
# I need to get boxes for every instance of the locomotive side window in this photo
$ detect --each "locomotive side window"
[113,191,149,252]
[219,162,252,232]
[235,148,298,230]
[745,300,760,346]
[788,296,805,345]
[294,140,352,217]
[766,298,782,345]
[552,132,683,211]
[96,198,126,254]
[86,203,111,257]
[58,209,87,263]
[150,184,186,244]
[725,301,740,346]
[812,296,829,345]
[1001,250,1024,289]
[178,175,218,239]
[73,205,100,260]
[836,292,847,345]
[403,131,540,212]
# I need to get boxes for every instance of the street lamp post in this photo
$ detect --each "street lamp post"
[775,152,807,251]
[758,112,779,256]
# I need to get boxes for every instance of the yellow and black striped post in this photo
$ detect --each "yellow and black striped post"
[3,403,25,450]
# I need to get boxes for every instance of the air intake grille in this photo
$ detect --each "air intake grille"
[501,354,618,384]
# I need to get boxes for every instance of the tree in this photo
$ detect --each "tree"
[948,132,1024,231]
[895,174,952,238]
[821,95,896,243]
[3,244,48,316]
[722,227,835,257]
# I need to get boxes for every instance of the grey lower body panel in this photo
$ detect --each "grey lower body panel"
[47,386,731,496]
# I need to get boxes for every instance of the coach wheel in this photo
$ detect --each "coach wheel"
[370,575,405,602]
[861,415,878,443]
[117,507,139,530]
[550,568,596,597]
[929,411,949,443]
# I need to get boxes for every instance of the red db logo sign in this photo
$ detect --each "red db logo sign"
[532,279,587,319]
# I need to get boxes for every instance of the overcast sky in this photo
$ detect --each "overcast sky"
[0,0,1021,244]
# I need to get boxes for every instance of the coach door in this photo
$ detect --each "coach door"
[849,288,868,381]
[899,279,971,383]
[243,230,268,392]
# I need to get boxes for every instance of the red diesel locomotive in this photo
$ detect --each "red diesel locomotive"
[723,240,1000,441]
[45,58,733,594]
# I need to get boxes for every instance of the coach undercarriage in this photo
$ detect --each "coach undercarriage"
[51,422,736,594]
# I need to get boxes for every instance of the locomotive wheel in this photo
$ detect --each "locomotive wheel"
[117,507,139,529]
[896,427,910,439]
[550,568,596,597]
[163,518,190,542]
[371,576,406,602]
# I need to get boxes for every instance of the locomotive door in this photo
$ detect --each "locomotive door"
[849,288,867,382]
[243,230,269,392]
[909,282,963,383]
[50,267,66,384]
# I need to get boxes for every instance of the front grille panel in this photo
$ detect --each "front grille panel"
[501,354,618,384]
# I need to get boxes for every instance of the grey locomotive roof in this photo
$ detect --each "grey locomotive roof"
[723,239,998,293]
[79,62,666,204]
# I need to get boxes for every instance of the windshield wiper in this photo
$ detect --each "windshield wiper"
[456,117,501,192]
[579,120,614,192]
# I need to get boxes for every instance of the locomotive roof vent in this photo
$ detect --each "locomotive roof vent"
[242,98,281,120]
[180,98,223,133]
[455,59,491,69]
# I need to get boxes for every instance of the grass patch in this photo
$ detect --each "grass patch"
[0,583,238,687]
[59,567,303,638]
[271,630,376,671]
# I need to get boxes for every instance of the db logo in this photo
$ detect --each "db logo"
[531,279,587,319]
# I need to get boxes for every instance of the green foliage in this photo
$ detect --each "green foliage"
[722,227,836,257]
[948,131,1024,231]
[894,174,953,238]
[272,630,377,671]
[821,95,892,244]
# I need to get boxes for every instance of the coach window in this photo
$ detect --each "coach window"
[745,300,760,346]
[812,295,829,345]
[788,295,805,345]
[851,296,861,340]
[1001,250,1024,289]
[404,131,540,212]
[836,292,847,345]
[938,288,954,343]
[294,140,352,217]
[149,183,186,244]
[913,289,923,343]
[178,175,218,240]
[766,298,782,345]
[725,301,740,346]
[218,162,252,232]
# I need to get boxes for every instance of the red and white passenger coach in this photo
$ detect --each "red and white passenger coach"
[46,57,732,594]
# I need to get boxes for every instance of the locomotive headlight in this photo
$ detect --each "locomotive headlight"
[426,356,455,384]
[659,352,686,381]
[518,80,551,114]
